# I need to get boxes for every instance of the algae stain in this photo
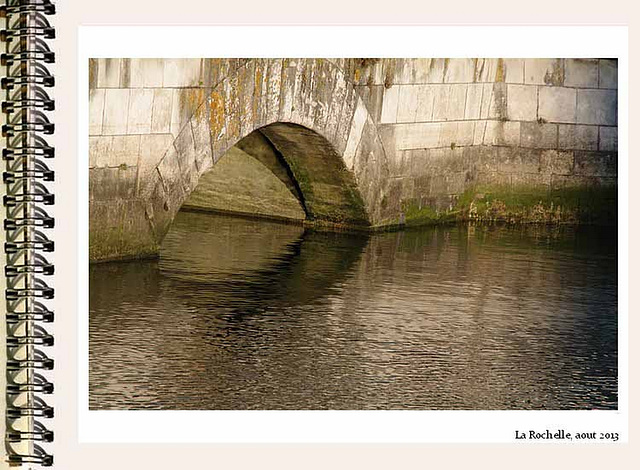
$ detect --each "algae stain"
[495,58,505,82]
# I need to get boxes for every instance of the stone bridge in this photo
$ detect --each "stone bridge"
[89,58,618,262]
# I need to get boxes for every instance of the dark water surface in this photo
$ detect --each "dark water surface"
[89,212,617,410]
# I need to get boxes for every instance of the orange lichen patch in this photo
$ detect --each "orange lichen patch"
[209,91,225,139]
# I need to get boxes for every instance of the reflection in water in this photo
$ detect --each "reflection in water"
[90,212,617,410]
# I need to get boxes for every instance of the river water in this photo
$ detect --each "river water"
[89,211,617,410]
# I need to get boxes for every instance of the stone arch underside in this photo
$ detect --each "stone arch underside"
[120,59,393,262]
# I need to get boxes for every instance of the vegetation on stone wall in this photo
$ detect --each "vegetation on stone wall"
[399,184,617,228]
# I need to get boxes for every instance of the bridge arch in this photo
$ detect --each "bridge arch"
[136,59,392,258]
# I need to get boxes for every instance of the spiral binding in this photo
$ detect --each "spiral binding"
[2,0,55,466]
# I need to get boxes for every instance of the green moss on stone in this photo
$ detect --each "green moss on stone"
[399,184,616,228]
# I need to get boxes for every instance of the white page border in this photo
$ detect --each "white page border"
[77,25,628,444]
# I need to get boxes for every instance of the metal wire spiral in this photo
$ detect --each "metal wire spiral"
[2,0,55,466]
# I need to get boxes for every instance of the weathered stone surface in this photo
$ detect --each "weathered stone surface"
[397,85,419,123]
[89,89,105,135]
[151,89,173,134]
[599,126,618,152]
[127,89,154,134]
[521,122,557,149]
[90,136,113,168]
[395,122,441,150]
[130,59,164,88]
[444,59,475,83]
[558,124,598,151]
[343,98,369,167]
[507,85,537,121]
[564,59,598,88]
[540,149,574,175]
[484,121,520,147]
[96,59,121,88]
[577,89,617,125]
[538,86,576,123]
[163,59,201,88]
[137,134,175,198]
[599,59,618,89]
[475,59,499,83]
[524,59,564,86]
[573,151,617,176]
[464,84,483,120]
[102,89,130,135]
[504,59,524,84]
[380,85,399,124]
[111,135,141,168]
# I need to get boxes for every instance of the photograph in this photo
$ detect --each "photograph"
[88,57,618,411]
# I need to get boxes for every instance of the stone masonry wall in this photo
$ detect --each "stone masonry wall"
[88,58,618,261]
[348,58,618,215]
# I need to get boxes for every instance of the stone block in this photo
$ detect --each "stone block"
[577,89,617,125]
[157,144,186,195]
[163,59,202,88]
[396,122,441,150]
[524,59,564,86]
[365,85,385,124]
[89,168,117,201]
[496,147,540,174]
[397,85,419,123]
[439,122,458,148]
[137,134,175,197]
[89,88,105,135]
[479,83,507,120]
[444,59,475,83]
[599,126,618,152]
[89,136,113,168]
[484,121,520,146]
[96,59,121,88]
[325,73,346,139]
[474,59,499,83]
[558,124,598,150]
[262,59,282,123]
[564,59,598,88]
[130,59,164,88]
[102,89,130,135]
[447,84,467,121]
[599,59,618,89]
[504,59,525,84]
[507,85,537,121]
[414,85,436,122]
[426,59,447,83]
[409,149,429,177]
[173,124,196,181]
[432,85,451,121]
[380,85,399,124]
[334,80,356,155]
[520,122,557,149]
[473,121,486,146]
[573,151,617,176]
[151,89,173,134]
[127,89,154,134]
[464,84,483,120]
[343,98,369,167]
[111,135,141,168]
[410,59,433,83]
[540,149,574,175]
[456,121,475,146]
[190,116,213,173]
[510,173,551,188]
[538,86,577,123]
